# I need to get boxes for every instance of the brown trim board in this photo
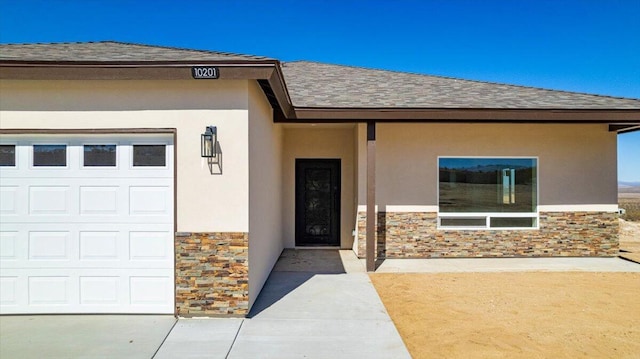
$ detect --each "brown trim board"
[0,128,177,134]
[366,121,376,272]
[1,65,276,81]
[173,129,178,317]
[610,124,640,133]
[284,108,640,122]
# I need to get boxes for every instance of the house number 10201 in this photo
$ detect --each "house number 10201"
[192,67,219,79]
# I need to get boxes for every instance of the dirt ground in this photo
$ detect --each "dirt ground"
[371,220,640,359]
[372,272,640,358]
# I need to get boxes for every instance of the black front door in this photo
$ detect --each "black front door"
[295,159,341,246]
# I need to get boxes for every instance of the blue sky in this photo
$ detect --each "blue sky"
[1,0,638,181]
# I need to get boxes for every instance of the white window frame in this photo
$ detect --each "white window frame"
[437,156,539,230]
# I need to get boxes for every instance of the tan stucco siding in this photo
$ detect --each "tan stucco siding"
[361,123,617,208]
[0,79,251,232]
[247,81,283,309]
[282,126,356,248]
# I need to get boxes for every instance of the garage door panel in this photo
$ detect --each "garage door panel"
[0,186,19,215]
[29,186,72,215]
[129,231,171,261]
[0,231,20,260]
[130,276,173,306]
[79,231,120,260]
[1,269,174,314]
[80,186,119,215]
[2,225,173,269]
[5,215,173,224]
[28,231,72,261]
[79,276,120,305]
[129,186,171,215]
[0,277,19,306]
[3,178,172,223]
[0,136,174,314]
[29,276,72,305]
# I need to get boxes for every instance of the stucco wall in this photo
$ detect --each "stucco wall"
[282,125,356,248]
[361,123,617,208]
[247,81,283,309]
[353,123,618,257]
[0,79,251,232]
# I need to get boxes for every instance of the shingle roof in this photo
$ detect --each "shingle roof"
[1,42,638,110]
[0,41,272,62]
[281,61,640,109]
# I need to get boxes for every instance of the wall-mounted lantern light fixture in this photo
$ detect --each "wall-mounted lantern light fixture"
[201,126,217,158]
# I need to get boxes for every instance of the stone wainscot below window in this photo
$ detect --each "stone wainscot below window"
[356,211,618,258]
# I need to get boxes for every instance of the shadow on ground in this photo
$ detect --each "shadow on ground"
[248,249,349,318]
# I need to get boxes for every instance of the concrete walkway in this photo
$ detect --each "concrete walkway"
[155,249,411,359]
[373,256,640,273]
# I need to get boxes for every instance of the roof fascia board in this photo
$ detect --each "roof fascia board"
[609,124,640,133]
[0,64,276,81]
[287,108,640,122]
[0,128,176,134]
[0,60,278,66]
[266,64,296,119]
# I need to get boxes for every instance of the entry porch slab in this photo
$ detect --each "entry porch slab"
[230,249,411,358]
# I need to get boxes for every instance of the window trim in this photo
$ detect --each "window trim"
[437,156,539,230]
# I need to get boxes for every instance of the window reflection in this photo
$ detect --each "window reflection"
[84,145,116,167]
[33,145,66,167]
[439,158,537,213]
[133,145,166,167]
[0,145,16,166]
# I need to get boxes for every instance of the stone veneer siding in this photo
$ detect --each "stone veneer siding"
[356,212,618,258]
[175,232,248,316]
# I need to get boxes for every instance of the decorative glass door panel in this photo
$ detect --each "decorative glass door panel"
[295,159,341,246]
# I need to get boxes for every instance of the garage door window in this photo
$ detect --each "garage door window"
[133,145,166,167]
[84,145,116,167]
[0,145,16,166]
[33,145,67,167]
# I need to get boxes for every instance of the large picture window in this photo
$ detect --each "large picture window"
[438,157,538,229]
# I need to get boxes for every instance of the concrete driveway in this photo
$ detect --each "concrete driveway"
[0,315,176,359]
[1,250,410,359]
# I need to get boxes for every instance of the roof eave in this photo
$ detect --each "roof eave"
[0,60,282,81]
[0,59,296,121]
[284,107,640,123]
[0,59,279,66]
[3,60,639,124]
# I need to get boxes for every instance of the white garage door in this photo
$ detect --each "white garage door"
[0,134,174,314]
